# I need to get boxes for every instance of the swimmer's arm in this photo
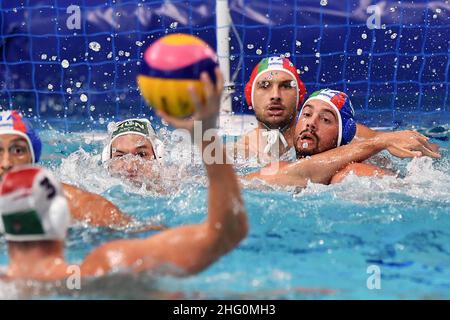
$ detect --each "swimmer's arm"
[244,138,387,187]
[292,139,388,184]
[81,144,248,276]
[81,68,246,277]
[354,123,378,140]
[143,149,247,275]
[276,131,439,185]
[355,124,440,157]
[62,183,133,227]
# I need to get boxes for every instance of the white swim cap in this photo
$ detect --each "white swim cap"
[101,118,165,163]
[0,166,71,242]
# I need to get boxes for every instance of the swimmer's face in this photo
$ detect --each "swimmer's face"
[294,100,339,158]
[108,134,156,183]
[0,134,33,180]
[252,70,298,130]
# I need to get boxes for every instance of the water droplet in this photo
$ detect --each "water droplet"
[170,22,178,29]
[361,33,368,39]
[256,49,262,55]
[80,94,88,102]
[61,59,70,68]
[357,48,363,55]
[304,66,309,72]
[89,41,101,52]
[135,41,143,47]
[315,52,321,58]
[107,52,113,59]
[391,33,397,39]
[295,40,302,47]
[247,44,254,49]
[90,105,96,111]
[320,0,328,6]
[436,8,442,13]
[47,84,53,90]
[41,54,47,60]
[118,50,124,56]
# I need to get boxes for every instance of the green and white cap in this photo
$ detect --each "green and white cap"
[101,118,164,163]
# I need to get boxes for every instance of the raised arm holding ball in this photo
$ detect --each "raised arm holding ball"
[0,67,248,280]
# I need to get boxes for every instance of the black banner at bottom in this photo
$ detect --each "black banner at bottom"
[0,300,445,319]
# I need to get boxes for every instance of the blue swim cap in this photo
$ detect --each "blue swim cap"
[0,110,42,163]
[298,89,357,146]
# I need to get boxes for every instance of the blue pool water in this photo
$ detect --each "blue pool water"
[0,128,449,299]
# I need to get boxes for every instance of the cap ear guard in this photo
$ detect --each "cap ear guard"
[24,120,42,163]
[0,210,5,235]
[153,138,166,162]
[244,66,259,107]
[46,195,71,240]
[101,143,112,163]
[341,117,357,145]
[338,98,357,146]
[34,169,71,240]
